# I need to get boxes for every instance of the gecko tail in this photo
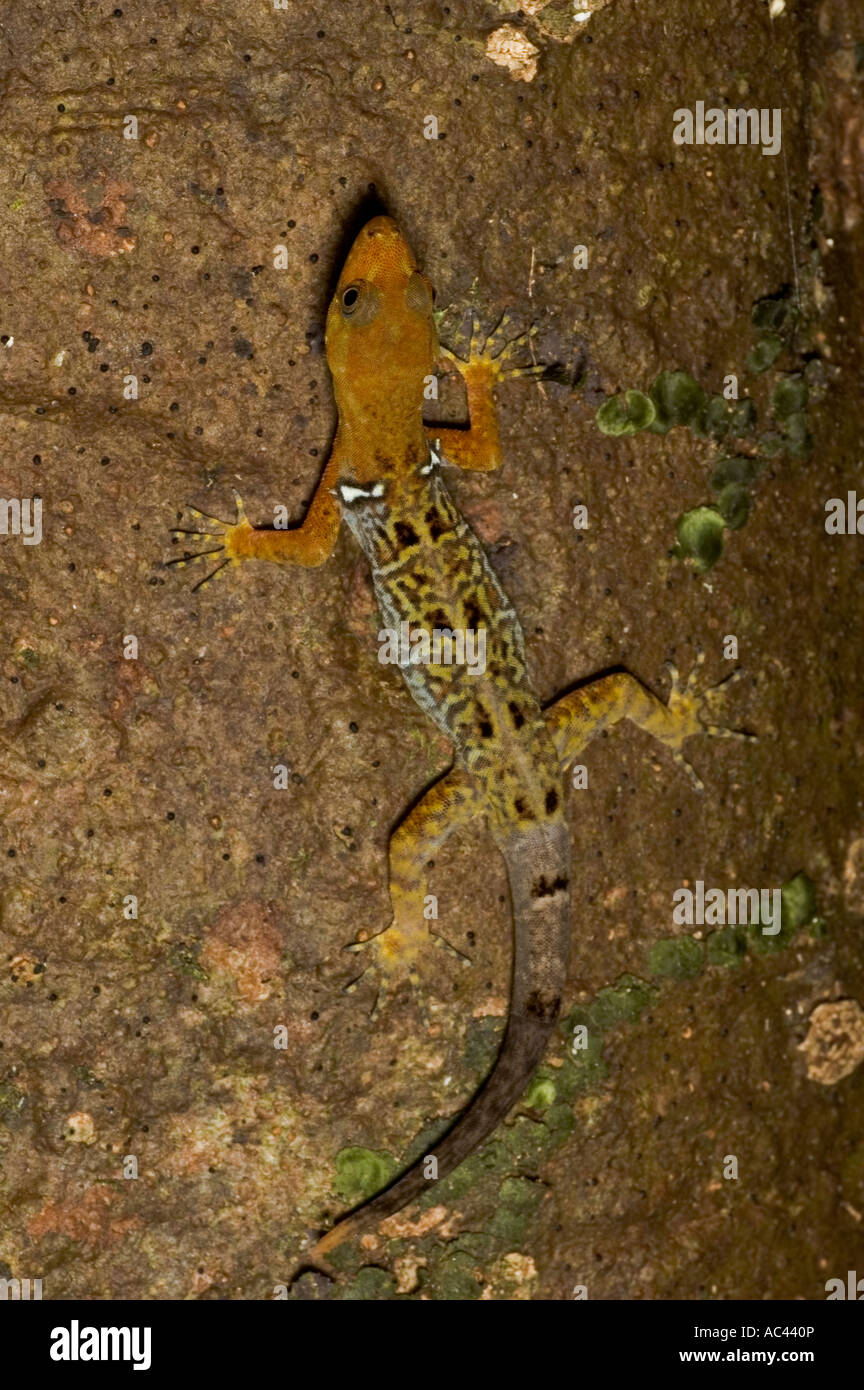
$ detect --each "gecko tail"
[309,820,571,1262]
[310,1011,556,1261]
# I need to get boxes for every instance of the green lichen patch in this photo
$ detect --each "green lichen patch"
[783,411,812,459]
[648,370,706,433]
[716,483,750,530]
[332,1146,397,1204]
[339,1265,398,1301]
[556,976,653,1098]
[701,394,736,439]
[780,871,816,931]
[706,925,747,968]
[564,1036,609,1093]
[447,1231,498,1262]
[489,1176,544,1247]
[705,453,761,539]
[773,374,808,418]
[758,430,786,458]
[673,505,726,572]
[744,871,818,955]
[596,388,656,436]
[746,333,784,374]
[499,1113,556,1169]
[542,1101,576,1141]
[433,1141,513,1204]
[710,455,763,491]
[422,1250,483,1301]
[553,1017,610,1094]
[751,294,795,334]
[561,1002,593,1037]
[590,973,655,1030]
[683,872,818,970]
[648,935,705,980]
[727,397,758,433]
[463,1015,504,1073]
[741,918,787,955]
[589,340,809,574]
[522,1074,557,1110]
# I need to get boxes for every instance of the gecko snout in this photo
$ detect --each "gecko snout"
[362,215,400,240]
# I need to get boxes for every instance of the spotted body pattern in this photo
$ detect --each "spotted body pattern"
[341,455,557,819]
[168,216,750,1265]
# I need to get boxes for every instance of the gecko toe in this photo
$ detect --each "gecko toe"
[164,547,226,569]
[429,931,472,966]
[190,558,234,591]
[671,748,704,792]
[703,724,757,743]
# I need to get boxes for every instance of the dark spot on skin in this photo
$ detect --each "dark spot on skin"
[514,797,534,820]
[395,573,424,598]
[525,990,561,1022]
[427,609,449,629]
[545,788,559,814]
[394,520,420,547]
[531,874,569,899]
[464,599,483,630]
[509,701,525,730]
[476,703,494,739]
[425,507,448,541]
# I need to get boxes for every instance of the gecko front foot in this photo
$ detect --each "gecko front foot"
[440,309,545,382]
[343,918,469,1020]
[660,652,755,790]
[166,490,253,591]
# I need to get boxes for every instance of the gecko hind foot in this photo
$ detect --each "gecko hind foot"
[663,652,756,790]
[342,919,470,1019]
[342,960,402,1022]
[343,923,421,1020]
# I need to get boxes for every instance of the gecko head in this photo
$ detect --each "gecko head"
[325,216,438,414]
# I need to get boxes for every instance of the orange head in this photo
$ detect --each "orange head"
[325,216,438,428]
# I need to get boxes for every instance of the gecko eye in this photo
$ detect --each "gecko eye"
[341,284,361,314]
[337,279,381,324]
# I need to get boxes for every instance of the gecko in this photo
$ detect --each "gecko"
[167,215,748,1262]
